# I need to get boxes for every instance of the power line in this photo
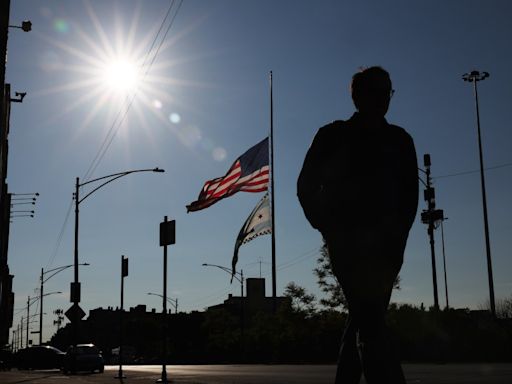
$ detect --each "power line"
[83,0,183,182]
[277,248,319,272]
[435,161,512,180]
[44,198,74,270]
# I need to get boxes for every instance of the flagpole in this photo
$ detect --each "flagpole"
[269,71,277,306]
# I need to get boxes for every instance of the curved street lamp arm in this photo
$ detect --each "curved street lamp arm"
[43,263,89,284]
[147,292,178,311]
[28,291,62,306]
[78,168,164,204]
[202,263,243,284]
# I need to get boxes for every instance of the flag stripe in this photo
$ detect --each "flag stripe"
[187,138,269,212]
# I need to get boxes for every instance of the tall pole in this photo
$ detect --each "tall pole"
[441,218,449,309]
[158,215,174,384]
[423,155,439,310]
[70,168,164,347]
[26,296,29,347]
[269,71,277,306]
[72,177,80,346]
[162,218,168,384]
[39,268,43,344]
[19,318,23,349]
[116,255,127,380]
[462,70,495,317]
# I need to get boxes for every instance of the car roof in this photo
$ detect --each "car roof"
[21,345,64,353]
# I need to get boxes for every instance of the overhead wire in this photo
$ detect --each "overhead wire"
[82,0,177,182]
[434,161,512,180]
[24,1,184,319]
[277,248,319,271]
[83,0,183,182]
[44,198,74,270]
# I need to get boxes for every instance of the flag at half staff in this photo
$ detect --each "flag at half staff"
[186,137,269,212]
[232,193,272,278]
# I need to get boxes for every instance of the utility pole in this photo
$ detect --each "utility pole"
[420,154,444,311]
[53,309,64,331]
[26,296,29,347]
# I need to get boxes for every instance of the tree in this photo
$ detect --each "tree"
[284,282,317,316]
[313,240,347,310]
[314,240,401,311]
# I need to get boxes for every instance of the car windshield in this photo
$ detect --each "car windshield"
[73,346,100,354]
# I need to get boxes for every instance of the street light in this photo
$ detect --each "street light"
[70,167,164,346]
[440,217,449,310]
[202,263,245,359]
[11,192,39,205]
[147,292,178,314]
[25,292,61,347]
[462,70,495,318]
[40,263,89,345]
[9,193,39,220]
[202,263,244,298]
[9,20,32,32]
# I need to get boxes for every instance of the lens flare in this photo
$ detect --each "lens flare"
[169,113,181,124]
[212,147,227,161]
[54,19,69,33]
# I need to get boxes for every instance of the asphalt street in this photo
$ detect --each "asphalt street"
[1,364,512,383]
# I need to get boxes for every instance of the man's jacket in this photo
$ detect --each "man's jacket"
[297,113,419,238]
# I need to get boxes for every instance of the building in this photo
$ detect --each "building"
[207,277,291,320]
[0,0,14,348]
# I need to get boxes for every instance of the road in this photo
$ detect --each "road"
[1,364,512,383]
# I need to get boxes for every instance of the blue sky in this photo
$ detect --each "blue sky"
[6,0,512,344]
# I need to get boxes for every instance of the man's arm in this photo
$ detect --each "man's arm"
[297,126,332,231]
[402,132,419,230]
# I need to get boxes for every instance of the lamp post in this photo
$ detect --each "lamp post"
[25,292,61,347]
[202,263,244,358]
[462,70,495,318]
[147,293,178,314]
[40,263,89,345]
[202,263,244,298]
[440,217,449,310]
[70,167,164,346]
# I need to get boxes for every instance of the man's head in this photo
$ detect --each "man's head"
[351,66,393,117]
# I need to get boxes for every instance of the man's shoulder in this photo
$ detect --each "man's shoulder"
[316,119,349,137]
[319,119,348,130]
[387,122,414,142]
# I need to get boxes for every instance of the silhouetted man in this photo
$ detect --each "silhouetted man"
[297,66,418,384]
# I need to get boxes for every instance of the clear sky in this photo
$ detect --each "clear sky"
[6,0,512,344]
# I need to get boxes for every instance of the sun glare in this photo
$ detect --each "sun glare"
[102,59,139,93]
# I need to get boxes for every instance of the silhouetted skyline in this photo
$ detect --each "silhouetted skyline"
[5,0,512,344]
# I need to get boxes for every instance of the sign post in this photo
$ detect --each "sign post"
[116,255,128,380]
[157,216,175,384]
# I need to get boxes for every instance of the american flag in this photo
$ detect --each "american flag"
[186,137,269,212]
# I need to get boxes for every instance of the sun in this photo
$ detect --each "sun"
[102,58,140,93]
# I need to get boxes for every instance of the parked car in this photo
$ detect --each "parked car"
[0,348,14,370]
[15,346,64,370]
[62,344,104,374]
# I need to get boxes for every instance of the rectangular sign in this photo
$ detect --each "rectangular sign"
[122,257,129,277]
[160,219,176,246]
